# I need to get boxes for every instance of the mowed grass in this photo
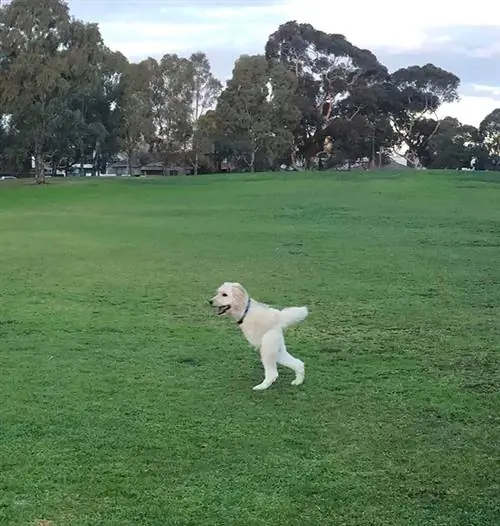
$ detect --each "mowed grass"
[0,170,499,526]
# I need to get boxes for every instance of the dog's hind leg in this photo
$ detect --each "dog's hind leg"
[252,330,280,391]
[277,344,305,386]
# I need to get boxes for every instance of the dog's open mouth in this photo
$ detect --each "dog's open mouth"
[217,305,231,315]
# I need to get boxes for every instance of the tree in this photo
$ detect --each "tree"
[147,54,194,165]
[0,114,33,176]
[189,52,222,175]
[115,59,153,175]
[426,117,479,169]
[0,0,74,183]
[216,54,299,172]
[190,110,218,172]
[479,109,500,168]
[0,5,476,178]
[325,80,397,168]
[216,55,270,172]
[64,24,124,176]
[265,62,301,168]
[389,64,460,167]
[0,0,114,182]
[321,112,395,170]
[265,20,386,166]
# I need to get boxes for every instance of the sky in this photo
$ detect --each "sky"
[67,0,500,127]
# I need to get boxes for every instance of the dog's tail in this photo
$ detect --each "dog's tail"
[279,306,308,329]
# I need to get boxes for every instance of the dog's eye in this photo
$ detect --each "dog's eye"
[222,293,228,297]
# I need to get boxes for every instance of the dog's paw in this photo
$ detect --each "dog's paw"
[291,378,304,386]
[252,372,278,391]
[252,380,274,391]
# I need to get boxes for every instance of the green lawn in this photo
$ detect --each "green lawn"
[0,171,499,526]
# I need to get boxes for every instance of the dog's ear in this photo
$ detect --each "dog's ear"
[230,282,247,310]
[232,282,248,297]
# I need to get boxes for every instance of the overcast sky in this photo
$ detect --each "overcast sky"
[68,0,500,127]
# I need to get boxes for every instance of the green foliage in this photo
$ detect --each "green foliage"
[265,21,387,164]
[428,117,483,169]
[389,64,461,165]
[0,0,123,181]
[114,60,153,174]
[0,0,73,182]
[217,55,276,171]
[189,51,222,175]
[479,108,500,166]
[215,55,301,171]
[147,53,195,161]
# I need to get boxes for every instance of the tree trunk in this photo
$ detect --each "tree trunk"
[34,145,45,184]
[250,150,255,173]
[194,92,199,176]
[128,147,133,176]
[371,128,376,169]
[194,139,199,176]
[94,140,101,176]
[80,145,85,177]
[211,143,216,172]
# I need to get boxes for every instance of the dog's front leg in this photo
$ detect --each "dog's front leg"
[252,330,280,391]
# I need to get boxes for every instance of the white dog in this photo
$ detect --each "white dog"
[209,282,308,390]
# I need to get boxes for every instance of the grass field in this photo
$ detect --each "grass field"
[0,170,499,526]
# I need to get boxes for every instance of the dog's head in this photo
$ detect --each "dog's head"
[209,282,248,316]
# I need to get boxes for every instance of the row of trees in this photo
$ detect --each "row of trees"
[0,0,499,183]
[0,0,222,182]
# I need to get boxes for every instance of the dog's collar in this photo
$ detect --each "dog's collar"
[237,298,251,325]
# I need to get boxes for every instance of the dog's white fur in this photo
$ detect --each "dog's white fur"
[210,282,308,390]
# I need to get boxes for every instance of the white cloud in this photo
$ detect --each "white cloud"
[438,94,500,127]
[473,84,500,97]
[468,42,500,58]
[161,4,286,21]
[101,0,500,58]
[437,84,500,126]
[285,0,500,52]
[98,21,228,55]
[98,9,279,57]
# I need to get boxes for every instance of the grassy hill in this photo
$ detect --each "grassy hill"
[1,171,499,525]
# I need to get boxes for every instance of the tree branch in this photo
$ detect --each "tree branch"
[347,105,361,121]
